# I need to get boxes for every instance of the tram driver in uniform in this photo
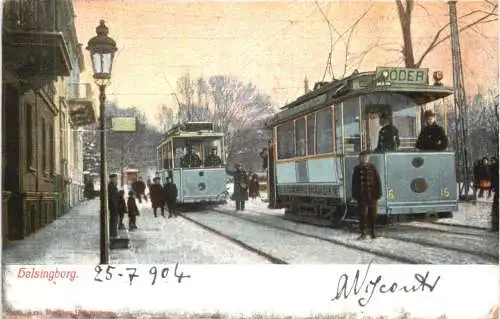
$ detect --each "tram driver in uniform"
[416,110,448,151]
[374,113,400,152]
[181,145,202,168]
[205,147,222,167]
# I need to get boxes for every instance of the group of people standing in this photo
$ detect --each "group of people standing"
[226,164,261,211]
[107,174,179,238]
[473,156,498,199]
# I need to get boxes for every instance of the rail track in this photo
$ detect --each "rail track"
[209,207,497,264]
[176,208,288,264]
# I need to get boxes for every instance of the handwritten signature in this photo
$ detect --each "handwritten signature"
[331,261,440,307]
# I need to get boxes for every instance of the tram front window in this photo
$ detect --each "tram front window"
[173,138,224,168]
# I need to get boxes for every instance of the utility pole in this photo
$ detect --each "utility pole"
[448,0,472,200]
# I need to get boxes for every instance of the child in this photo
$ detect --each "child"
[118,190,127,230]
[127,191,139,230]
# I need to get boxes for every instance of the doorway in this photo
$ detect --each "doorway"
[361,104,391,152]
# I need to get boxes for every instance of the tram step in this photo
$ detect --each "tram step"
[110,229,130,250]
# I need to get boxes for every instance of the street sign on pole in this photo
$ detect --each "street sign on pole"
[111,117,137,132]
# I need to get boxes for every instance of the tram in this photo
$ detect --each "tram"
[156,122,228,205]
[267,66,459,227]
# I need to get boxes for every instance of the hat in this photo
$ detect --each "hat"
[359,151,370,156]
[109,173,117,178]
[423,110,436,118]
[380,113,390,120]
[153,177,160,181]
[211,146,217,150]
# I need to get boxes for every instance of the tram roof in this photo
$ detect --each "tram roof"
[273,67,454,125]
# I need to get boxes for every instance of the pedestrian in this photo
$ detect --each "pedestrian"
[164,177,178,218]
[226,163,249,211]
[374,113,400,152]
[473,159,482,199]
[118,190,127,230]
[478,157,492,198]
[136,176,147,203]
[351,151,382,240]
[149,177,165,217]
[249,173,260,200]
[127,191,139,230]
[107,173,120,239]
[490,157,498,232]
[415,110,448,151]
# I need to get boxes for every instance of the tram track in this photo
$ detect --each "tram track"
[210,208,497,264]
[209,208,426,264]
[177,212,288,264]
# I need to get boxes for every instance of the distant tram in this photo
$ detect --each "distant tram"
[267,66,458,227]
[156,122,228,205]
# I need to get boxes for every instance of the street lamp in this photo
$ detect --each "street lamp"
[87,20,117,265]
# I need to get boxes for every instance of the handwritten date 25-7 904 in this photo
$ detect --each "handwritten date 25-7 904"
[94,262,191,286]
[331,261,440,307]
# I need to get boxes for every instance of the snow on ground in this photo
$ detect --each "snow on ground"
[113,200,269,264]
[216,198,497,264]
[183,210,398,264]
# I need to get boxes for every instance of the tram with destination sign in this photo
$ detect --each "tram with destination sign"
[156,122,229,205]
[266,66,458,227]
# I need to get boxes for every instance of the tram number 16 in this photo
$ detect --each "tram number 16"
[440,187,450,198]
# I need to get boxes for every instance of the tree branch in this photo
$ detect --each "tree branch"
[415,4,498,67]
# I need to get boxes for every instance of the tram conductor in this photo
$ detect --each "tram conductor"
[374,113,400,152]
[416,110,448,151]
[181,146,202,168]
[205,147,222,167]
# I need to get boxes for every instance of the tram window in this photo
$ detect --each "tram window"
[295,118,306,157]
[316,107,334,154]
[166,141,173,169]
[306,114,315,155]
[277,122,295,160]
[334,105,343,154]
[342,98,361,154]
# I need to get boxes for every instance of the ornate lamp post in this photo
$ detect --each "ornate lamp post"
[87,20,117,265]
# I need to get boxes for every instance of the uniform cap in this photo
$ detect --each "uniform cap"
[423,110,436,117]
[379,113,390,120]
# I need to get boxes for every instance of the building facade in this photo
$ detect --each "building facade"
[2,0,96,242]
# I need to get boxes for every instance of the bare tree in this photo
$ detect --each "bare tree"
[206,75,275,161]
[396,0,497,68]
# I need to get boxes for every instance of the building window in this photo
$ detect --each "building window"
[276,121,294,160]
[306,114,315,155]
[49,125,54,173]
[316,107,334,154]
[295,117,306,157]
[41,118,47,171]
[26,103,34,169]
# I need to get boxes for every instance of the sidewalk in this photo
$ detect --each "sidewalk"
[3,199,103,264]
[2,199,266,264]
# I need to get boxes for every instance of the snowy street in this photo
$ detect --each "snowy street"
[2,197,497,265]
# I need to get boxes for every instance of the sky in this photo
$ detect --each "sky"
[74,0,499,126]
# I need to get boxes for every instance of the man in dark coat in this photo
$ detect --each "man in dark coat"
[226,163,249,211]
[107,173,120,238]
[135,176,147,203]
[164,177,178,218]
[205,147,222,167]
[374,113,400,152]
[351,151,382,240]
[473,159,482,198]
[149,177,165,218]
[416,110,448,151]
[181,146,202,168]
[490,157,498,231]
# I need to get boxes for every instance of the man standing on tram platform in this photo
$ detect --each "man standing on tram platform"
[181,145,202,168]
[416,110,448,151]
[374,113,400,152]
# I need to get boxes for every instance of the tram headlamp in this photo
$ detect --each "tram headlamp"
[433,71,444,85]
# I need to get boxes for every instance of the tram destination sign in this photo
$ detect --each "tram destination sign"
[375,67,428,86]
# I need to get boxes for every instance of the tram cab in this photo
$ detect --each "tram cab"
[156,122,228,205]
[269,66,458,226]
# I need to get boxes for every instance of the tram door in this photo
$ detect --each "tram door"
[361,104,391,152]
